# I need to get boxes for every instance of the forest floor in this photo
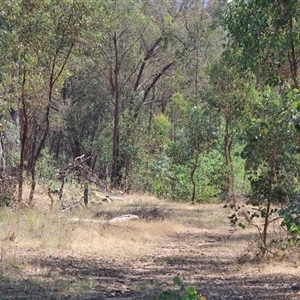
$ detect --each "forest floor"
[0,189,300,300]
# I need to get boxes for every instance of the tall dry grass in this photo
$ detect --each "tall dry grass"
[1,187,210,266]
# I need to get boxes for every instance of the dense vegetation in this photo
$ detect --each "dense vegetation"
[0,0,300,253]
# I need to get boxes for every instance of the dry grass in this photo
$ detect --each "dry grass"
[0,190,195,260]
[1,185,300,299]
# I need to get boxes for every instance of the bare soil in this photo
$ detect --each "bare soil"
[0,194,300,300]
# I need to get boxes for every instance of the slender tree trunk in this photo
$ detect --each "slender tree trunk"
[147,89,155,134]
[195,48,199,100]
[262,199,271,255]
[28,85,53,205]
[111,32,121,186]
[28,39,75,205]
[27,127,37,172]
[0,134,5,178]
[190,156,199,204]
[224,119,233,196]
[73,137,82,159]
[18,69,28,203]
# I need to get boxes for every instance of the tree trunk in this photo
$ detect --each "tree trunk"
[262,199,271,255]
[27,39,75,205]
[111,32,121,186]
[18,69,29,203]
[190,157,199,204]
[288,19,299,90]
[28,85,53,205]
[0,134,5,178]
[224,119,234,197]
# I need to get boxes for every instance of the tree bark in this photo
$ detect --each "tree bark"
[0,134,5,178]
[18,69,29,203]
[288,19,299,89]
[224,119,233,196]
[190,157,199,204]
[111,32,121,186]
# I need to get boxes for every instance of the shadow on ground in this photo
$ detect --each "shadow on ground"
[1,247,300,300]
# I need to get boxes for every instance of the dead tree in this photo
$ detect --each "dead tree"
[48,154,107,210]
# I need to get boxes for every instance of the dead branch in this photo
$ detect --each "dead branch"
[62,200,84,212]
[68,214,139,224]
[93,193,124,202]
[108,214,139,224]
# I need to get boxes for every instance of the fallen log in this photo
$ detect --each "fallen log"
[62,201,83,212]
[108,214,139,224]
[68,214,139,225]
[93,193,124,202]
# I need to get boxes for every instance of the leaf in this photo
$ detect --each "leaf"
[291,101,298,109]
[186,286,197,295]
[287,91,294,99]
[173,276,181,286]
[238,222,245,229]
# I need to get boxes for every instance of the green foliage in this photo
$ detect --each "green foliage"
[161,104,221,202]
[279,204,300,242]
[223,0,300,84]
[196,151,224,202]
[157,277,206,300]
[36,147,58,186]
[0,0,240,202]
[167,92,190,131]
[225,88,300,253]
[150,150,223,202]
[241,88,300,204]
[152,113,171,151]
[154,114,171,139]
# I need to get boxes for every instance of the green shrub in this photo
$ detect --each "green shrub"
[157,277,206,300]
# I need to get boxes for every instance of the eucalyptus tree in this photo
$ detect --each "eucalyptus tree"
[90,0,190,188]
[223,0,300,88]
[206,54,258,197]
[228,89,300,254]
[0,0,98,204]
[223,0,300,253]
[135,0,225,197]
[163,100,220,202]
[173,0,224,103]
[54,69,113,175]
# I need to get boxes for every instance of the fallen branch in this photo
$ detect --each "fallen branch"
[108,214,139,224]
[93,193,124,202]
[68,214,139,224]
[62,201,84,212]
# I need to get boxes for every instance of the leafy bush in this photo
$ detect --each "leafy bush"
[150,150,224,202]
[157,277,206,300]
[279,203,300,247]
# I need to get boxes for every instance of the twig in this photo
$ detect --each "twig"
[62,200,84,212]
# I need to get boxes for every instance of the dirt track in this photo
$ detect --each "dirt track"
[1,202,300,299]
